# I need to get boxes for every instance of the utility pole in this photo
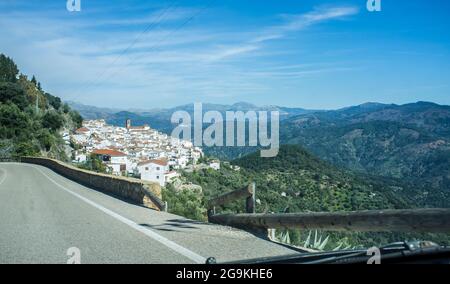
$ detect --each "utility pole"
[35,95,39,114]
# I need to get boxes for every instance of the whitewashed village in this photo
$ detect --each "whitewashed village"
[66,119,222,187]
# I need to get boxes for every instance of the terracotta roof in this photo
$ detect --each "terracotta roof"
[129,125,149,130]
[137,160,151,166]
[92,149,127,157]
[109,146,123,151]
[138,158,168,167]
[75,127,90,133]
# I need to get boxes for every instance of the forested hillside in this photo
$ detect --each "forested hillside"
[281,102,450,193]
[165,101,450,203]
[0,54,82,160]
[164,145,450,249]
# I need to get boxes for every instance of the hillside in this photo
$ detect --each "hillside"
[185,101,450,198]
[174,101,450,193]
[169,145,409,218]
[281,102,450,192]
[0,54,82,160]
[166,145,449,249]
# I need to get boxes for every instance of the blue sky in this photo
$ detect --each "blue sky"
[0,0,449,109]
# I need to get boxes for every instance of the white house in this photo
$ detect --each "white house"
[209,160,221,171]
[137,159,169,187]
[176,156,188,169]
[92,149,129,175]
[73,152,87,164]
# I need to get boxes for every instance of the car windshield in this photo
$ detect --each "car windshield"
[0,0,449,266]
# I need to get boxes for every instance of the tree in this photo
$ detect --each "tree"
[69,110,83,128]
[17,75,46,109]
[162,184,207,221]
[0,54,19,82]
[42,111,64,132]
[78,155,107,173]
[62,103,70,114]
[0,103,30,139]
[44,93,62,110]
[31,75,37,86]
[37,129,55,151]
[0,53,84,160]
[91,155,107,173]
[0,82,29,110]
[14,141,39,157]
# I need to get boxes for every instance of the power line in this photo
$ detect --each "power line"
[78,0,217,95]
[71,1,180,97]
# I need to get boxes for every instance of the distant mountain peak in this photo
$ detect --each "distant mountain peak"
[231,102,257,108]
[359,102,388,108]
[414,101,439,106]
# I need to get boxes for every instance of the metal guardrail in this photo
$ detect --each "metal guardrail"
[209,208,450,233]
[207,183,450,234]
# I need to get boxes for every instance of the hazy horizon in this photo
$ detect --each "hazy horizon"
[1,0,449,109]
[68,99,449,113]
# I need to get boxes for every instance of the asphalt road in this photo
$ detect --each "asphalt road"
[0,163,297,264]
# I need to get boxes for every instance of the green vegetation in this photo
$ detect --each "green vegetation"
[0,54,82,160]
[163,145,449,249]
[183,145,413,214]
[199,103,450,209]
[273,230,351,252]
[162,183,206,221]
[76,154,108,173]
[280,105,450,204]
[0,54,19,83]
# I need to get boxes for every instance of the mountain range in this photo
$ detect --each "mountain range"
[281,101,450,193]
[69,100,450,199]
[68,101,318,127]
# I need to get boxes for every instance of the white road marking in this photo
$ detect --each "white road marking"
[28,164,206,264]
[0,168,7,186]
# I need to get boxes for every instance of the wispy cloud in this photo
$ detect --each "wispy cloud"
[254,6,359,44]
[210,5,359,62]
[0,2,361,108]
[246,67,360,79]
[203,45,260,62]
[284,6,359,30]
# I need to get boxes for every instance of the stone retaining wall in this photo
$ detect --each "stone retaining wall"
[21,157,165,211]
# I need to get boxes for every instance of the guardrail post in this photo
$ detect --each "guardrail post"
[246,182,256,214]
[268,228,276,241]
[207,208,214,221]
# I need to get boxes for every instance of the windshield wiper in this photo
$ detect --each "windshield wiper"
[217,241,450,264]
[307,241,444,264]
